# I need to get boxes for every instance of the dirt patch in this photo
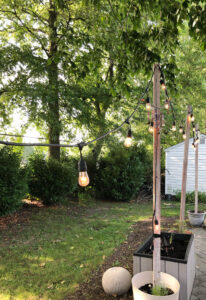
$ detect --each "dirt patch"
[68,216,178,300]
[0,199,43,230]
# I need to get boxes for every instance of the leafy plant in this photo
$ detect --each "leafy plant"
[94,144,152,201]
[175,191,206,203]
[0,146,28,215]
[152,285,170,296]
[27,152,77,205]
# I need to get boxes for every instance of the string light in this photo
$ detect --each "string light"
[183,130,186,140]
[179,126,183,133]
[154,218,159,231]
[190,114,195,122]
[171,121,176,132]
[0,66,181,188]
[195,137,199,145]
[160,79,166,90]
[146,97,151,111]
[78,145,89,187]
[124,128,132,148]
[161,115,165,127]
[192,142,195,149]
[164,99,170,110]
[192,123,195,132]
[148,122,154,134]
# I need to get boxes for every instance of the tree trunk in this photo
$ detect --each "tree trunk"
[47,0,61,160]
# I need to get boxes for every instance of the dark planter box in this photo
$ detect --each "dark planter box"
[133,232,195,300]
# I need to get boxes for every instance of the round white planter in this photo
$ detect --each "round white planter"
[188,210,205,226]
[132,271,180,300]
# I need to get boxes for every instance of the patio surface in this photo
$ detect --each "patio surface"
[190,227,206,300]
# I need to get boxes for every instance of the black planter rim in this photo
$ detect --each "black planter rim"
[133,231,194,264]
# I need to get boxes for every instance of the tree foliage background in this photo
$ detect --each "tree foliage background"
[0,0,206,202]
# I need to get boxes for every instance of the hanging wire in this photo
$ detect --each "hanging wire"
[0,70,154,148]
[0,133,70,143]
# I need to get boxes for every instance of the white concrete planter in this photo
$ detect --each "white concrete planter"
[188,210,205,226]
[133,232,195,300]
[132,271,180,300]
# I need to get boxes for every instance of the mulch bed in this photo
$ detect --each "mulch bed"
[0,199,43,230]
[68,216,178,300]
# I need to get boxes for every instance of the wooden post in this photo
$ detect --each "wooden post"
[153,64,161,286]
[195,125,199,214]
[180,106,192,228]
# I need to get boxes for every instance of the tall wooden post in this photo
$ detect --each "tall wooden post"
[153,64,161,286]
[180,106,192,227]
[195,125,199,214]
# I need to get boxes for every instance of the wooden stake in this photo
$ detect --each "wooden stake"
[153,64,161,286]
[180,105,192,227]
[195,125,199,214]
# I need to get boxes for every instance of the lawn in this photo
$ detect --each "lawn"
[0,200,202,300]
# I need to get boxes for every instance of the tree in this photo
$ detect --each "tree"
[0,0,189,161]
[0,0,98,159]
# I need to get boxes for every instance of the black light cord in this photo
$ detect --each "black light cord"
[0,71,154,148]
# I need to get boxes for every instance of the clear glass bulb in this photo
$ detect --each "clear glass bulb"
[161,83,166,90]
[155,224,159,231]
[183,132,186,140]
[146,103,151,111]
[190,114,195,122]
[124,136,132,148]
[195,138,199,145]
[164,100,169,110]
[78,171,89,187]
[179,127,183,133]
[172,125,176,131]
[148,125,154,133]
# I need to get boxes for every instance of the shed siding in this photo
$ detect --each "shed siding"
[165,135,206,195]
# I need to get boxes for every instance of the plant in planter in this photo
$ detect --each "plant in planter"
[132,65,180,299]
[188,125,205,226]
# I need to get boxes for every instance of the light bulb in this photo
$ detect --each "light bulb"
[154,219,159,231]
[78,171,90,187]
[148,122,154,134]
[124,129,132,147]
[78,157,89,187]
[160,79,166,90]
[124,136,132,148]
[193,124,195,132]
[190,114,195,122]
[146,97,151,111]
[146,102,151,111]
[192,142,195,149]
[172,122,176,132]
[161,115,165,127]
[195,138,199,145]
[155,224,159,231]
[183,131,186,140]
[164,99,169,110]
[179,126,183,133]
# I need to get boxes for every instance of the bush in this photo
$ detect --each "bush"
[0,147,28,215]
[27,153,77,205]
[94,144,151,201]
[175,191,206,203]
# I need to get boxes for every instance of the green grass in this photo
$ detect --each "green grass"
[0,200,203,299]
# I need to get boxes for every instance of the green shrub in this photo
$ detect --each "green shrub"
[27,153,77,205]
[94,144,151,201]
[0,147,28,215]
[175,191,206,203]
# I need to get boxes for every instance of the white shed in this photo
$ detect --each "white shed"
[165,134,206,195]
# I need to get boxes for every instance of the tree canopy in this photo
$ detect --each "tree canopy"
[0,0,205,159]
